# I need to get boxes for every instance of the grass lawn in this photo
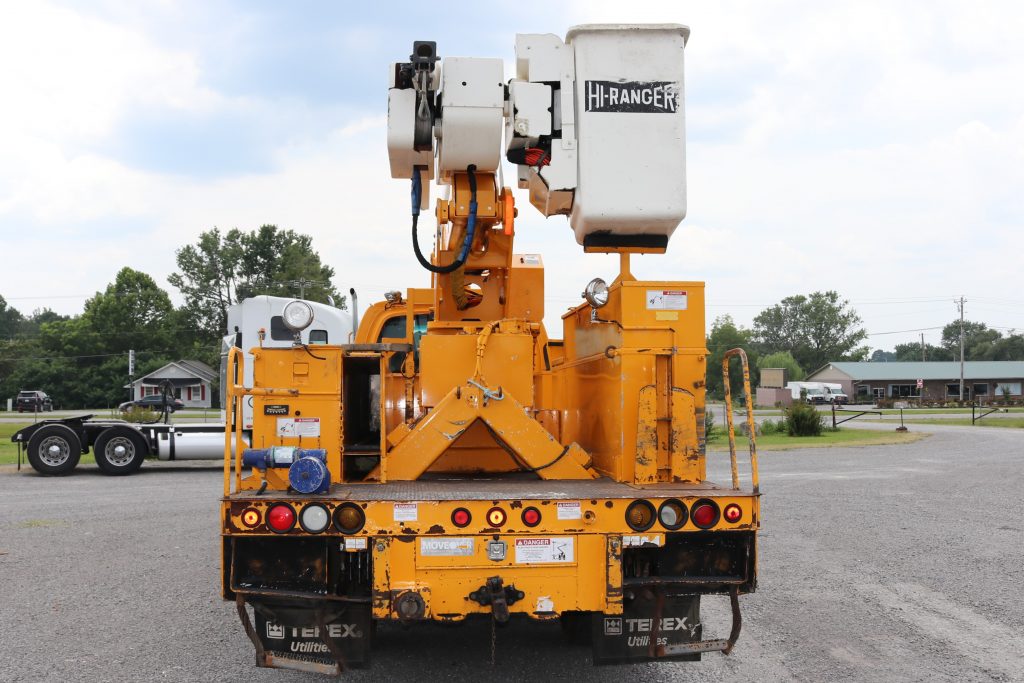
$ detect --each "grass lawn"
[708,428,927,451]
[900,417,1024,429]
[0,423,96,467]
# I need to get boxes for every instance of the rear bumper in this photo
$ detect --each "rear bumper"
[221,485,759,621]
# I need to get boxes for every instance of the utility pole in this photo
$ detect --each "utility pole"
[128,349,135,403]
[955,297,966,402]
[920,332,926,362]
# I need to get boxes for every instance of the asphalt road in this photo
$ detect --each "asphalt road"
[1,423,1021,682]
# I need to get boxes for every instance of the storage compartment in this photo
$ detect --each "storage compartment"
[343,355,382,478]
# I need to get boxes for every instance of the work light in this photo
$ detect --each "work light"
[583,278,609,308]
[282,300,315,331]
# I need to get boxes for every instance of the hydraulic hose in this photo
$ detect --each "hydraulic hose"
[411,165,478,274]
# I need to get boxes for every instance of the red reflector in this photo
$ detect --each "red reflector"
[723,504,743,523]
[522,507,541,527]
[266,504,295,533]
[452,508,471,527]
[692,503,717,528]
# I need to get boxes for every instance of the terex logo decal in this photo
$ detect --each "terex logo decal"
[265,622,363,639]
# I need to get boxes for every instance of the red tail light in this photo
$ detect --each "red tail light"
[452,508,472,528]
[723,503,743,523]
[521,507,541,527]
[691,500,720,529]
[266,504,296,533]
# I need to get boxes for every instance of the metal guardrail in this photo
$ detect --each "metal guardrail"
[831,404,883,428]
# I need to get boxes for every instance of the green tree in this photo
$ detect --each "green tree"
[893,341,953,362]
[706,315,758,400]
[0,295,24,339]
[757,351,805,381]
[169,225,343,335]
[752,291,868,372]
[942,320,1000,359]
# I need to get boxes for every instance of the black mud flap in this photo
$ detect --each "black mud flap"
[592,593,702,665]
[243,599,373,672]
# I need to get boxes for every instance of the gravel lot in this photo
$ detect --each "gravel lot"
[1,423,1021,682]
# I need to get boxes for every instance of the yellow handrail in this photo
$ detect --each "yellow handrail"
[721,348,760,494]
[223,347,241,496]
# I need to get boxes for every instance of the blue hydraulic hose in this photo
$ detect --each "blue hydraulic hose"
[411,165,478,274]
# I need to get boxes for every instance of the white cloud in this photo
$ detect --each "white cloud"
[2,1,1023,351]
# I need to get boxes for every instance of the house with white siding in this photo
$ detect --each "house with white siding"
[125,360,217,409]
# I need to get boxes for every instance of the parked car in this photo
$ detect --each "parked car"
[118,395,185,413]
[16,390,53,412]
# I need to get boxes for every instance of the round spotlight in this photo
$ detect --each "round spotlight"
[451,507,472,528]
[723,503,743,524]
[333,503,366,534]
[658,499,688,530]
[691,499,721,529]
[282,300,315,332]
[625,500,656,532]
[486,507,507,528]
[240,508,261,529]
[266,504,296,533]
[299,504,331,533]
[583,278,609,308]
[521,507,542,528]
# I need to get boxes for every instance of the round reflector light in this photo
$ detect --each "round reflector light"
[522,507,541,527]
[451,508,472,528]
[333,503,366,534]
[723,503,743,524]
[266,504,296,533]
[486,507,507,528]
[691,500,720,529]
[299,504,330,533]
[658,499,688,530]
[625,500,656,532]
[240,508,261,529]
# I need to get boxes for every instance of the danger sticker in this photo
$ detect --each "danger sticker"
[556,502,582,520]
[276,417,321,437]
[393,503,418,522]
[514,537,574,564]
[646,290,687,311]
[420,537,474,557]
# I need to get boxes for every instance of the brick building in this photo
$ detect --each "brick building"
[806,361,1024,403]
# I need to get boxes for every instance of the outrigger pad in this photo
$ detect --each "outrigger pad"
[253,605,372,670]
[591,594,702,665]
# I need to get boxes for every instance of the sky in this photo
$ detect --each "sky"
[1,0,1022,352]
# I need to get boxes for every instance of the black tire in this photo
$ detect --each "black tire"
[26,424,82,475]
[93,428,147,475]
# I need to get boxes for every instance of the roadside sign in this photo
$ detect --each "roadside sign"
[916,379,923,389]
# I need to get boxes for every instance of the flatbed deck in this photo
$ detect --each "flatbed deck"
[226,475,756,502]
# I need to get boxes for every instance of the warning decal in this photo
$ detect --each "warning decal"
[646,290,688,311]
[556,502,582,520]
[393,503,418,522]
[276,417,321,437]
[514,537,574,564]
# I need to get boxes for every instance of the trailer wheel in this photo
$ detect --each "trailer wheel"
[26,425,82,475]
[94,428,147,475]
